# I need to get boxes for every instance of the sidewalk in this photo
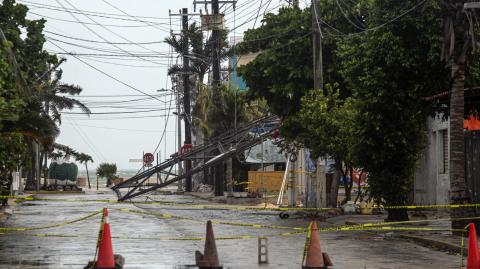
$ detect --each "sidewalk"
[0,194,30,224]
[185,191,267,205]
[327,211,465,255]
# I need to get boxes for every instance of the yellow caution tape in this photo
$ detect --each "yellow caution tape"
[0,226,464,241]
[1,230,306,241]
[117,208,307,231]
[117,207,478,234]
[0,210,101,231]
[6,195,480,212]
[339,216,480,231]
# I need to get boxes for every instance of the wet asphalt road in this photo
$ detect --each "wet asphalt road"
[0,191,461,269]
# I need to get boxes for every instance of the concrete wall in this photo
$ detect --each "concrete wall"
[414,116,450,205]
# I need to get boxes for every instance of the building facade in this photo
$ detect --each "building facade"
[414,116,450,205]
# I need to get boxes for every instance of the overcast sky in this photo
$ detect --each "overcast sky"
[19,0,307,170]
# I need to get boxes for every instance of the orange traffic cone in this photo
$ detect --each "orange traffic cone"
[195,220,222,269]
[303,221,332,269]
[96,209,115,269]
[467,224,480,269]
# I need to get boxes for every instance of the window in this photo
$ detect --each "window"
[439,129,448,174]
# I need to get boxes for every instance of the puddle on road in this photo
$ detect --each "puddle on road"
[175,264,232,269]
[20,203,44,206]
[0,259,52,267]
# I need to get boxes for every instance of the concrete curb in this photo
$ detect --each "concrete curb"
[396,234,464,255]
[344,219,464,255]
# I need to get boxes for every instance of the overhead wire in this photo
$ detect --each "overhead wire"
[326,0,429,37]
[28,11,168,28]
[19,0,171,20]
[226,1,285,32]
[44,30,165,45]
[64,115,172,121]
[48,40,167,104]
[253,0,264,28]
[55,0,167,66]
[72,56,166,68]
[151,29,175,157]
[100,0,169,33]
[21,1,171,26]
[45,37,171,58]
[335,0,365,31]
[66,118,109,162]
[62,123,175,134]
[62,108,173,115]
[72,93,168,98]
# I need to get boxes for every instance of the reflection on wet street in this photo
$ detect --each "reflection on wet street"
[0,191,461,268]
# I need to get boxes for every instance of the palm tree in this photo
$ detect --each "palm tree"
[165,22,230,84]
[75,153,93,189]
[193,84,250,195]
[165,22,231,192]
[96,163,117,187]
[36,65,91,188]
[39,68,91,124]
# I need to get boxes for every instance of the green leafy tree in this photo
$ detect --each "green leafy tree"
[0,0,60,191]
[236,3,359,202]
[166,22,236,193]
[96,163,117,187]
[284,87,359,202]
[37,66,90,187]
[193,84,250,193]
[237,7,313,118]
[0,0,91,192]
[336,0,449,220]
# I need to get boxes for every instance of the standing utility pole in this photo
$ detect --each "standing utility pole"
[211,0,224,197]
[212,0,221,86]
[176,84,184,191]
[311,0,327,208]
[312,0,324,94]
[182,8,193,192]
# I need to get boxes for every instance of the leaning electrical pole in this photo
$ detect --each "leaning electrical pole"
[182,8,193,192]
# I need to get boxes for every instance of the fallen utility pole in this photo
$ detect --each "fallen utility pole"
[112,116,279,201]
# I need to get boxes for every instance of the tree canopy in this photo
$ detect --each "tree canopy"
[0,0,91,194]
[236,0,462,220]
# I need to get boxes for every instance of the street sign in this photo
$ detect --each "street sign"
[129,159,143,163]
[143,153,154,165]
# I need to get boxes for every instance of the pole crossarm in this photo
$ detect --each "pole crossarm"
[464,2,480,9]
